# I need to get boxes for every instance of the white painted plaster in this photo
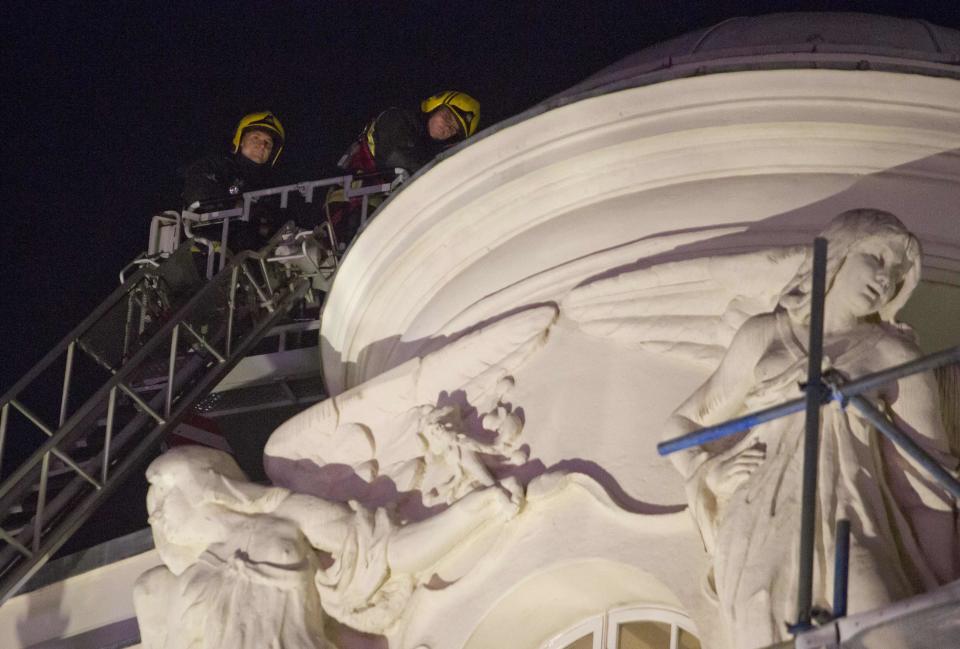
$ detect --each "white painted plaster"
[0,550,159,648]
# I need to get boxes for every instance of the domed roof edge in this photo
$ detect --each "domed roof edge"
[558,12,960,100]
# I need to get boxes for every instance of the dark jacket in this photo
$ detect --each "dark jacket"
[181,153,280,251]
[181,153,275,209]
[370,107,433,174]
[344,107,449,176]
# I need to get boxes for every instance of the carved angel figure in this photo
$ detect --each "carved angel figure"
[264,306,555,509]
[569,210,959,649]
[388,399,525,506]
[134,446,521,647]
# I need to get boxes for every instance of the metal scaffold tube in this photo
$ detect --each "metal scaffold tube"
[657,345,960,456]
[796,237,828,630]
[849,395,960,499]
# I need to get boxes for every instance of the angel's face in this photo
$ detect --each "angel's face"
[828,237,909,318]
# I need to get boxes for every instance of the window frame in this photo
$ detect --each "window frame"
[543,616,604,649]
[606,605,700,649]
[541,606,700,649]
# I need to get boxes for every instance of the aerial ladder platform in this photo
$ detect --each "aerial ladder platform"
[0,173,395,603]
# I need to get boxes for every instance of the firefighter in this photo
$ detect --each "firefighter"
[325,91,480,250]
[181,112,286,250]
[341,90,481,177]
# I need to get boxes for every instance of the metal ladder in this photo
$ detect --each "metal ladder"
[0,170,400,603]
[0,231,312,603]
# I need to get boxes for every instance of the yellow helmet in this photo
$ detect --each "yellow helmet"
[231,111,285,166]
[421,91,480,139]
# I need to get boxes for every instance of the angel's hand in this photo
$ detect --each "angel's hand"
[704,445,766,497]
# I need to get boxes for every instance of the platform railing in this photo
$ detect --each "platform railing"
[182,172,399,276]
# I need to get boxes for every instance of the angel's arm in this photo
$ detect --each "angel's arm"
[662,313,775,478]
[387,485,515,574]
[276,493,356,552]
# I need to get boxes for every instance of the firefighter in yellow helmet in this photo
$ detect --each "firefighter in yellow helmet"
[420,90,481,145]
[182,111,285,209]
[181,112,286,250]
[324,91,480,250]
[339,90,480,176]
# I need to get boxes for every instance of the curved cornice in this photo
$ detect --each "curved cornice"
[321,69,960,395]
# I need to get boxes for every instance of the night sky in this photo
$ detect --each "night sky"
[2,1,959,550]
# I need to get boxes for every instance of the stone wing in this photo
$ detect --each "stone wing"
[264,305,557,487]
[564,246,806,367]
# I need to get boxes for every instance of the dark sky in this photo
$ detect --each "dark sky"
[1,2,959,551]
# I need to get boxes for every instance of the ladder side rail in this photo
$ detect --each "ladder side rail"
[0,247,253,571]
[0,305,184,498]
[0,276,311,603]
[0,381,116,529]
[0,265,151,408]
[0,243,283,501]
[0,354,202,585]
[0,223,295,574]
[0,352,207,575]
[6,290,260,550]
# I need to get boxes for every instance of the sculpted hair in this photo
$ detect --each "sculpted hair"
[778,209,921,325]
[146,446,287,513]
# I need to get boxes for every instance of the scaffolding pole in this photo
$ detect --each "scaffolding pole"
[796,237,828,630]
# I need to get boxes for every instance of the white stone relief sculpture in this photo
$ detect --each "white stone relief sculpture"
[133,447,334,649]
[134,446,522,648]
[392,399,526,506]
[264,306,555,509]
[572,209,960,648]
[135,307,557,647]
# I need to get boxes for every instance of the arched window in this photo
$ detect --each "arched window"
[542,606,701,649]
